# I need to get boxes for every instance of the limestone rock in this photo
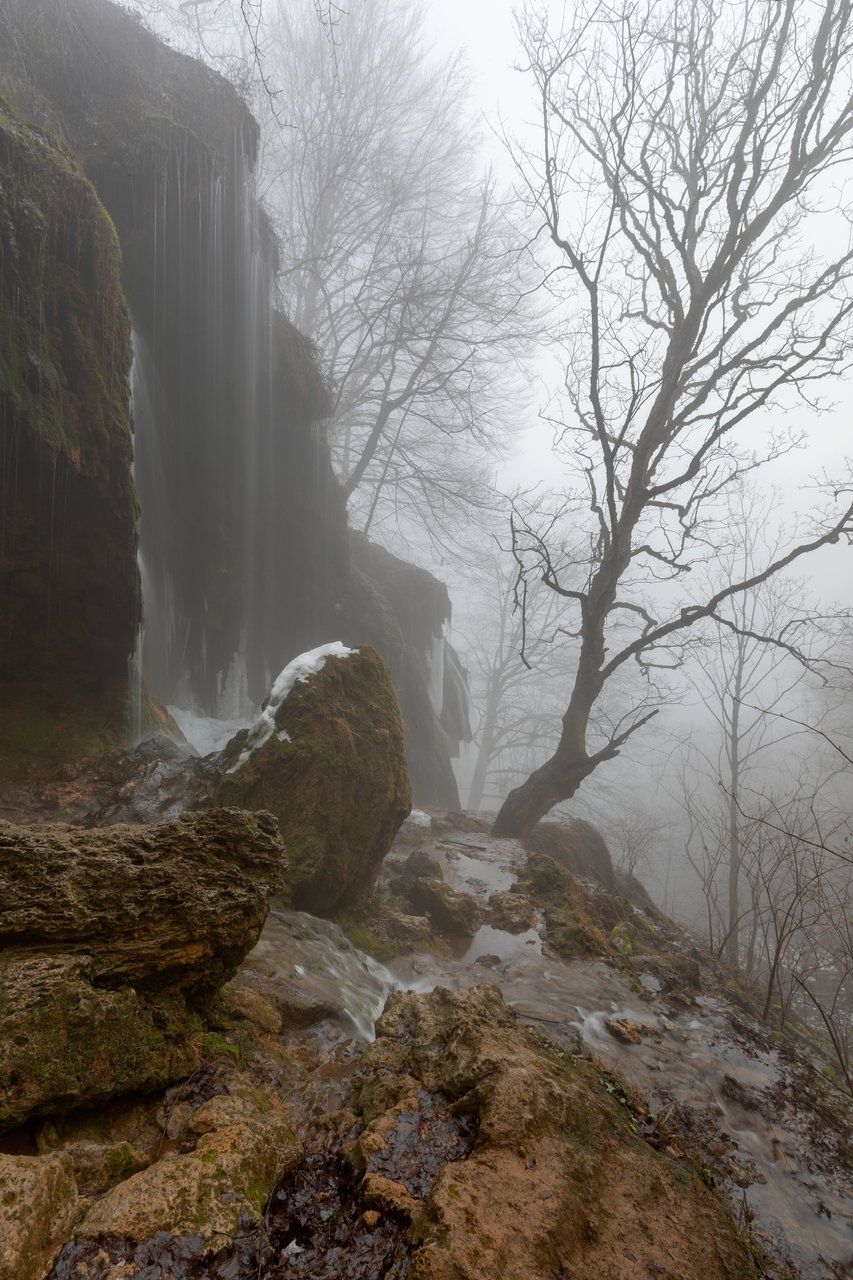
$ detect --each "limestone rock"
[0,809,287,1128]
[488,889,536,933]
[0,1152,77,1280]
[0,101,138,766]
[216,645,411,914]
[0,809,286,992]
[403,878,482,937]
[77,1075,300,1246]
[525,818,617,890]
[0,951,203,1131]
[357,985,764,1280]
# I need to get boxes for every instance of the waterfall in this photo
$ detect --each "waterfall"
[128,132,279,720]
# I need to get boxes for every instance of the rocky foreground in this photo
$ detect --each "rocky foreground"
[0,650,850,1280]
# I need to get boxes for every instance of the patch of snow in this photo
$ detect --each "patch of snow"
[168,707,253,757]
[227,641,355,773]
[406,809,432,828]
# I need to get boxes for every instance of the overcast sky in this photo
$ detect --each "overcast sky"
[421,0,852,608]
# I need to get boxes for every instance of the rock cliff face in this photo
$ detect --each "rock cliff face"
[0,99,138,760]
[0,0,466,796]
[343,535,471,808]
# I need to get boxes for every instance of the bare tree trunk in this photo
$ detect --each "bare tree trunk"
[467,679,500,811]
[726,660,744,967]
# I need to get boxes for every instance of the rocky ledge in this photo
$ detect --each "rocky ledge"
[0,809,286,1130]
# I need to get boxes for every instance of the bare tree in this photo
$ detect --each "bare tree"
[259,0,535,549]
[688,486,846,964]
[493,0,853,837]
[463,559,568,811]
[606,805,663,881]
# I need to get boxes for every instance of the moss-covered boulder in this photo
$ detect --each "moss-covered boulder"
[0,809,287,1129]
[216,644,411,915]
[518,852,616,960]
[0,99,139,763]
[525,818,618,890]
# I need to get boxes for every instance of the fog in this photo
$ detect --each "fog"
[114,0,853,938]
[5,1,853,1272]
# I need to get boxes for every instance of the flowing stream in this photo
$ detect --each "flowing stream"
[245,828,853,1280]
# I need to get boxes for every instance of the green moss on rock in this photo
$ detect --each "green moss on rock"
[216,646,411,915]
[0,97,139,760]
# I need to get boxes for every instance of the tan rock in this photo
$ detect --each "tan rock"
[78,1075,301,1246]
[361,1171,420,1218]
[0,1152,77,1280]
[354,985,768,1280]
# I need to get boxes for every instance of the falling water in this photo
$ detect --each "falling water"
[128,131,282,722]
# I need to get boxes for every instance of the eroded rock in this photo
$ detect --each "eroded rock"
[0,809,286,992]
[0,810,286,1129]
[0,1152,77,1280]
[76,1076,300,1247]
[402,878,482,937]
[355,985,766,1280]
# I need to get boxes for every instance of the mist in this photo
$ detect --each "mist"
[1,1,852,1276]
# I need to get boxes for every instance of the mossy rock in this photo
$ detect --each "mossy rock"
[0,952,203,1131]
[216,646,411,915]
[518,853,615,960]
[525,819,617,890]
[0,97,139,760]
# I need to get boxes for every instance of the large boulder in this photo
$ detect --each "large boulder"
[0,810,286,1129]
[216,644,411,915]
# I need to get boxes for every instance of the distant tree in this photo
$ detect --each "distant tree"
[493,0,853,837]
[464,559,568,811]
[607,806,664,881]
[689,487,846,965]
[258,0,534,549]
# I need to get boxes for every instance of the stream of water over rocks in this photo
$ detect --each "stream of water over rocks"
[251,827,852,1280]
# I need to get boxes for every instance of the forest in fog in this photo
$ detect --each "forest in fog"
[131,0,853,1087]
[1,1,853,1277]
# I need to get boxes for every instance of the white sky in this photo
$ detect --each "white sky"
[420,0,853,609]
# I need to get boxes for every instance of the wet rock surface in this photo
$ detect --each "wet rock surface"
[4,812,852,1280]
[0,809,285,991]
[0,810,286,1128]
[215,646,411,915]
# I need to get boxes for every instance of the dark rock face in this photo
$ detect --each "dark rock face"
[216,646,411,916]
[0,0,344,721]
[0,0,468,802]
[0,809,287,1128]
[342,534,471,809]
[0,100,139,761]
